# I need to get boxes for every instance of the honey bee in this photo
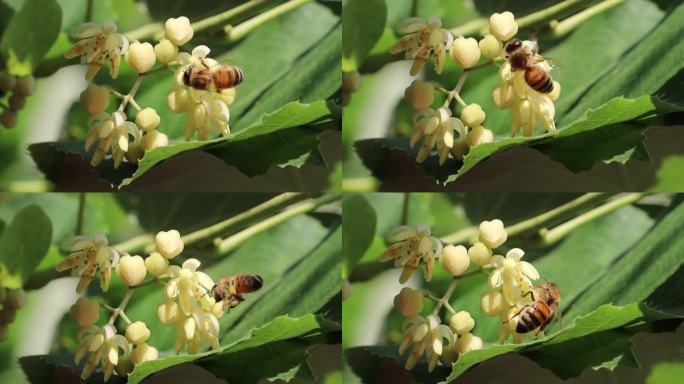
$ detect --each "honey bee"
[182,59,244,92]
[513,283,561,335]
[211,274,263,309]
[504,38,554,94]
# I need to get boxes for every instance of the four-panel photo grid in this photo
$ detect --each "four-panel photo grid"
[0,0,683,383]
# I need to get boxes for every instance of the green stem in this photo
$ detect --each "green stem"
[171,192,307,250]
[549,0,626,38]
[107,288,135,325]
[75,193,86,236]
[401,193,410,225]
[85,0,93,23]
[450,0,593,36]
[432,278,459,316]
[216,193,341,253]
[539,193,645,245]
[440,192,607,244]
[125,0,280,41]
[225,0,314,43]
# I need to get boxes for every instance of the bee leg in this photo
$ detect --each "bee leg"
[199,58,210,69]
[502,305,526,325]
[521,290,536,300]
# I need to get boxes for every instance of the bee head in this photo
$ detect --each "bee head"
[252,275,263,289]
[182,67,192,85]
[505,39,522,56]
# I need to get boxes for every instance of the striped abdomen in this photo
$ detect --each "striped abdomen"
[524,66,553,93]
[516,301,552,333]
[213,66,244,91]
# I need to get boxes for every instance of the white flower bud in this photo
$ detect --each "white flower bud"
[9,95,26,111]
[479,34,503,59]
[5,289,25,309]
[132,343,158,364]
[126,41,156,74]
[460,103,486,127]
[135,108,161,131]
[466,126,494,147]
[154,39,178,64]
[155,230,184,259]
[167,89,191,112]
[478,219,507,249]
[456,332,483,353]
[404,80,435,110]
[116,255,147,286]
[141,130,169,151]
[14,75,35,96]
[165,16,194,46]
[489,12,518,41]
[468,242,492,266]
[548,81,561,101]
[481,290,505,315]
[125,321,151,345]
[342,71,361,93]
[145,252,169,276]
[1,110,17,128]
[450,36,480,69]
[70,297,100,328]
[518,99,533,124]
[393,287,424,317]
[79,84,110,114]
[0,308,16,324]
[441,245,470,276]
[157,300,180,325]
[449,311,475,335]
[0,71,16,92]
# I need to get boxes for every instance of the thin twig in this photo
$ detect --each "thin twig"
[401,193,411,225]
[225,0,314,42]
[85,0,93,23]
[75,193,86,236]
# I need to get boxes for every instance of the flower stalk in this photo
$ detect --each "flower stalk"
[225,0,314,42]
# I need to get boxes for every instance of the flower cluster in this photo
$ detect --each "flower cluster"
[391,11,561,164]
[58,229,229,381]
[382,223,484,372]
[0,72,35,129]
[168,45,235,140]
[0,286,26,342]
[470,220,542,343]
[65,16,241,170]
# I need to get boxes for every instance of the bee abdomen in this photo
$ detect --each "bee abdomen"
[516,302,551,333]
[214,67,244,90]
[525,67,554,93]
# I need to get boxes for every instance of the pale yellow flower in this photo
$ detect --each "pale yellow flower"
[390,17,454,76]
[56,234,119,293]
[380,224,443,283]
[65,22,129,80]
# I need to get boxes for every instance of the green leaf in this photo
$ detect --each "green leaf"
[0,0,62,75]
[126,314,331,384]
[650,155,684,191]
[342,194,377,278]
[21,314,335,384]
[565,200,684,319]
[342,0,387,72]
[0,205,52,288]
[647,362,684,384]
[355,96,656,185]
[562,1,684,124]
[445,304,644,382]
[29,101,333,188]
